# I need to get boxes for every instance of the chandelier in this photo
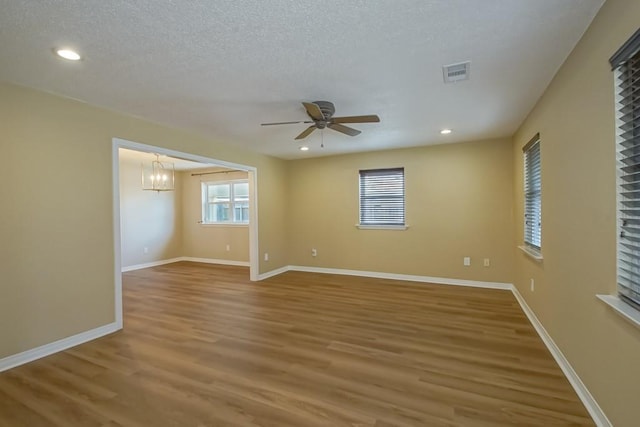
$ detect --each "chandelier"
[141,154,175,192]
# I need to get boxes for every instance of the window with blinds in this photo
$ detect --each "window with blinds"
[359,168,405,226]
[524,135,542,250]
[611,28,640,309]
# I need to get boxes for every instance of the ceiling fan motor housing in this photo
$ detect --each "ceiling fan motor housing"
[313,100,335,121]
[260,100,378,140]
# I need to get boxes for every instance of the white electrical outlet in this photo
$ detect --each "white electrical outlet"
[483,258,490,267]
[312,248,317,257]
[463,257,471,266]
[143,247,149,254]
[530,278,535,291]
[226,244,230,252]
[264,252,269,261]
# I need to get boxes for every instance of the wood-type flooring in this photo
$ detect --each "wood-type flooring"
[0,262,595,426]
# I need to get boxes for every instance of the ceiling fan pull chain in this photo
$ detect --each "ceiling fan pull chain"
[321,130,324,148]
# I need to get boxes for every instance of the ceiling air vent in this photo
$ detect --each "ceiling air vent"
[443,61,471,83]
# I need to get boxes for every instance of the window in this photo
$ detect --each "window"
[202,180,249,224]
[611,28,640,309]
[359,168,405,227]
[523,135,542,250]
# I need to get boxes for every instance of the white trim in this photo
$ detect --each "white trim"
[518,245,543,261]
[248,169,259,281]
[257,264,512,290]
[181,257,250,267]
[199,223,249,227]
[512,286,611,427]
[257,266,289,281]
[289,265,512,289]
[122,257,250,272]
[112,142,124,329]
[121,257,185,272]
[0,322,119,373]
[356,224,409,230]
[597,294,640,329]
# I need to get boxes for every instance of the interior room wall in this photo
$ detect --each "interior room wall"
[0,81,288,359]
[287,137,515,284]
[119,154,183,268]
[182,169,250,262]
[511,0,640,424]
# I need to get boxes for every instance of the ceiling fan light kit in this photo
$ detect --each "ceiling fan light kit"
[261,100,380,141]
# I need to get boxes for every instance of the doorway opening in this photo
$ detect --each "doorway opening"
[112,138,259,328]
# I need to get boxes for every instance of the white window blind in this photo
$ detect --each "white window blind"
[359,168,405,226]
[524,135,542,249]
[612,28,640,308]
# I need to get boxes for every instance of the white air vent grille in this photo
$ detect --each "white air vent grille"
[443,61,471,83]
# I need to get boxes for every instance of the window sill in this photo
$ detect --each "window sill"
[356,224,409,230]
[518,245,543,262]
[199,222,249,227]
[597,294,640,329]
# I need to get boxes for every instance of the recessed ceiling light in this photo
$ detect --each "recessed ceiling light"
[55,49,81,61]
[299,146,309,151]
[440,129,452,135]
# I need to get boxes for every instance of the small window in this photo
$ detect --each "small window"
[359,168,405,226]
[611,28,640,309]
[202,180,249,224]
[523,135,542,250]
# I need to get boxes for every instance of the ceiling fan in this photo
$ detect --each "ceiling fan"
[261,101,380,140]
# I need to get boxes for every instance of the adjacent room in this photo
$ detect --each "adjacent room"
[118,148,252,271]
[1,1,639,426]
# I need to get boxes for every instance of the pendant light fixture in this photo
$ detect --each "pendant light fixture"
[141,154,175,192]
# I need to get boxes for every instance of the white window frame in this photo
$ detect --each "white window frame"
[357,168,407,230]
[523,135,542,255]
[201,179,249,225]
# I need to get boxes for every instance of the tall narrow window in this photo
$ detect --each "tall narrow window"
[524,135,542,250]
[359,168,405,226]
[611,28,640,308]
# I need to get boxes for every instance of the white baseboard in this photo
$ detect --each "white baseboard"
[181,257,250,267]
[510,286,611,427]
[121,257,184,272]
[257,266,290,280]
[0,322,120,373]
[280,265,513,290]
[122,256,249,272]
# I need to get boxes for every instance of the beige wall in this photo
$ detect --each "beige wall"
[119,155,183,268]
[4,1,639,422]
[0,82,288,359]
[287,138,515,283]
[512,0,640,425]
[182,169,249,262]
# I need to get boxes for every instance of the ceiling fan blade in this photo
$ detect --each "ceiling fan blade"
[332,115,380,124]
[302,102,325,121]
[261,120,312,126]
[328,123,361,137]
[295,126,317,140]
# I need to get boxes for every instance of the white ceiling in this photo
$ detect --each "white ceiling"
[0,0,603,159]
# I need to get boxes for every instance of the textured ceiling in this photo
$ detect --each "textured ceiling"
[0,0,603,159]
